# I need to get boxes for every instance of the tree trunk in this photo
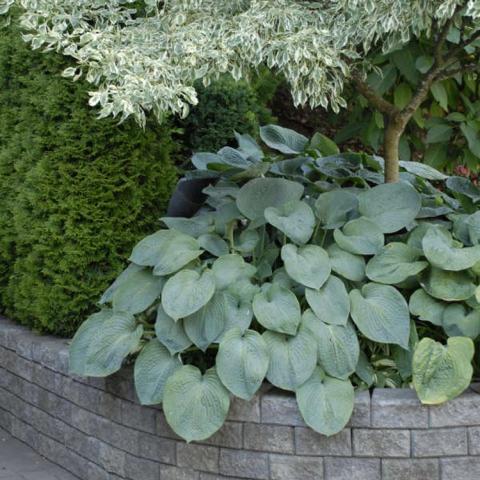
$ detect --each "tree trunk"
[383,115,406,183]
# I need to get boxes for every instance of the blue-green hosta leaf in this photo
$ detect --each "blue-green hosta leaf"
[409,289,446,326]
[413,337,474,404]
[129,230,203,276]
[442,304,480,339]
[235,132,264,161]
[334,217,384,255]
[446,176,480,202]
[296,367,354,436]
[315,190,358,229]
[163,366,230,442]
[327,244,366,282]
[281,244,331,289]
[155,305,192,355]
[260,124,308,154]
[236,177,304,220]
[161,215,213,238]
[305,275,350,326]
[100,263,144,305]
[355,350,375,387]
[358,183,421,233]
[407,222,450,253]
[235,229,260,253]
[212,254,256,290]
[350,283,410,349]
[216,328,269,400]
[192,152,223,170]
[265,201,315,245]
[263,325,317,391]
[252,283,301,335]
[399,161,448,181]
[423,228,480,271]
[217,292,253,340]
[198,233,229,257]
[465,211,480,245]
[162,269,215,320]
[112,269,164,314]
[303,311,359,379]
[82,311,143,377]
[134,339,181,405]
[419,267,476,301]
[310,132,340,156]
[366,242,428,285]
[218,146,251,168]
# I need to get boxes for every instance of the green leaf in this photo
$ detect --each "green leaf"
[420,267,476,301]
[466,211,480,245]
[358,183,421,233]
[442,304,480,339]
[333,217,384,255]
[198,233,229,257]
[211,254,256,290]
[162,269,215,320]
[310,132,340,156]
[423,228,480,271]
[263,325,317,391]
[460,122,480,157]
[134,339,181,405]
[305,275,350,326]
[413,337,474,404]
[265,201,315,245]
[296,367,354,436]
[393,83,412,109]
[409,289,445,326]
[236,177,304,221]
[430,82,449,111]
[100,263,144,305]
[129,230,203,276]
[327,244,366,282]
[426,124,453,144]
[260,124,308,154]
[281,244,331,289]
[350,283,410,349]
[155,305,192,354]
[216,328,269,400]
[416,55,434,73]
[112,269,164,314]
[399,161,448,181]
[253,283,301,335]
[315,190,358,229]
[303,311,359,379]
[366,242,428,285]
[163,366,230,442]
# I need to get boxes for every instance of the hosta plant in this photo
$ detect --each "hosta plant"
[70,125,480,442]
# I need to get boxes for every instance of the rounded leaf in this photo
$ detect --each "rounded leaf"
[134,339,181,405]
[333,217,384,255]
[413,337,474,404]
[409,289,445,326]
[305,275,350,326]
[212,254,256,290]
[296,367,354,436]
[315,190,358,229]
[216,328,269,400]
[358,183,421,233]
[100,263,144,305]
[260,124,308,154]
[442,304,480,339]
[236,177,304,220]
[281,244,331,289]
[163,366,230,442]
[155,305,192,354]
[350,283,410,349]
[253,283,301,335]
[327,244,366,282]
[419,267,476,301]
[162,269,215,320]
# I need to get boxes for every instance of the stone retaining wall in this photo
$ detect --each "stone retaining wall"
[0,316,479,480]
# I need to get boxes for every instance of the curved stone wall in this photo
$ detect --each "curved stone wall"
[0,316,479,480]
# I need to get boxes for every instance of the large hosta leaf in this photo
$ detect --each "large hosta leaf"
[281,244,331,289]
[112,269,164,314]
[129,230,202,276]
[265,201,315,244]
[303,311,359,379]
[212,254,256,290]
[100,263,144,305]
[134,339,181,405]
[263,326,317,391]
[399,160,448,180]
[334,217,384,255]
[253,283,301,335]
[327,244,366,282]
[366,242,428,284]
[236,177,304,220]
[422,228,480,271]
[358,182,421,233]
[305,275,350,326]
[216,328,269,400]
[161,215,213,238]
[155,305,192,354]
[413,337,474,404]
[442,304,480,339]
[163,366,230,442]
[260,124,308,154]
[420,267,476,301]
[315,190,358,229]
[296,367,354,436]
[350,283,410,348]
[409,289,445,326]
[162,269,215,320]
